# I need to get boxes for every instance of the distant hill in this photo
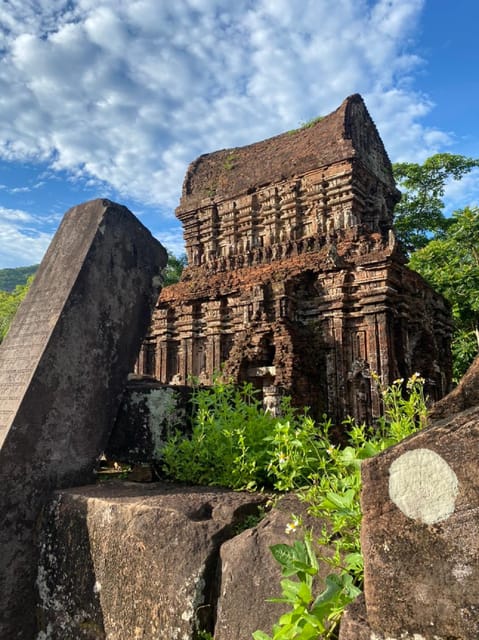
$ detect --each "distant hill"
[0,265,38,292]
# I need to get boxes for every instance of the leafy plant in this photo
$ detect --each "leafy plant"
[252,534,360,640]
[159,374,428,639]
[254,374,427,640]
[288,116,324,135]
[161,379,341,493]
[233,506,269,535]
[265,404,324,492]
[223,152,236,171]
[299,116,324,129]
[161,377,279,490]
[301,373,426,549]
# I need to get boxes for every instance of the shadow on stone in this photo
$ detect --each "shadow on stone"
[37,495,106,639]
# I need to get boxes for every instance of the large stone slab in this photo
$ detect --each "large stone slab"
[0,199,166,638]
[359,406,479,639]
[215,494,336,640]
[37,482,266,639]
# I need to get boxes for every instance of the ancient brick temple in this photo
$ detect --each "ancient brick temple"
[138,94,452,422]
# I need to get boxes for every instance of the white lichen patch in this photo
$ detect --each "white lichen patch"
[452,563,473,582]
[130,388,186,459]
[389,448,458,525]
[168,565,206,640]
[36,622,54,640]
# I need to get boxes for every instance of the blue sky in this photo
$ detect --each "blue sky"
[0,0,478,268]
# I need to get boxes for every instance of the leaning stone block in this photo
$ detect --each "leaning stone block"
[0,199,166,638]
[37,482,266,639]
[215,494,336,640]
[429,352,479,421]
[359,406,479,639]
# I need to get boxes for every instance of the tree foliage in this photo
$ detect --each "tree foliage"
[0,277,33,342]
[162,251,187,286]
[0,265,38,292]
[393,153,479,252]
[409,207,479,379]
[393,153,479,379]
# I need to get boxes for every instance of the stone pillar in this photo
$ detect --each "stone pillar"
[365,315,382,417]
[332,315,347,420]
[158,343,168,382]
[0,199,166,638]
[375,310,391,384]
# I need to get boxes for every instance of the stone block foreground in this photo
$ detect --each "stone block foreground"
[38,483,265,639]
[37,486,333,640]
[0,199,166,638]
[340,357,479,639]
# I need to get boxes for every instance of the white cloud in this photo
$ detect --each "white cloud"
[0,207,52,267]
[0,0,438,202]
[0,0,465,267]
[443,168,479,214]
[153,226,187,259]
[0,207,35,223]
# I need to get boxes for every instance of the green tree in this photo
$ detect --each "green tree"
[0,276,33,343]
[409,207,479,379]
[393,153,479,252]
[0,264,38,292]
[163,251,187,286]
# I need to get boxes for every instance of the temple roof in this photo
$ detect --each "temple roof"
[177,94,396,214]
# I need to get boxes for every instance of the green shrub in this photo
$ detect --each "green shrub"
[0,276,33,343]
[159,373,428,639]
[255,373,427,639]
[161,377,279,490]
[161,377,337,493]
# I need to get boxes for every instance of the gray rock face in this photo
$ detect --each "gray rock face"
[37,482,266,639]
[215,494,335,640]
[38,486,338,640]
[0,199,166,638]
[338,596,371,640]
[340,407,479,640]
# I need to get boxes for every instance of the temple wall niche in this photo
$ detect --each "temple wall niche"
[141,94,452,422]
